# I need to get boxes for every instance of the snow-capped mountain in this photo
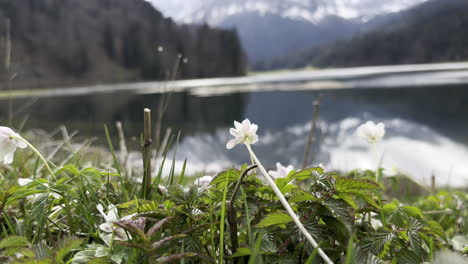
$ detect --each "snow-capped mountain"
[149,0,429,64]
[151,0,428,25]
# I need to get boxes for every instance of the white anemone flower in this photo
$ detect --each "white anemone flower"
[226,119,258,149]
[18,178,34,186]
[17,178,61,199]
[268,162,294,179]
[96,204,132,241]
[0,126,27,164]
[194,175,213,188]
[356,121,385,144]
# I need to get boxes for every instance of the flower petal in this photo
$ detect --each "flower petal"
[96,204,107,218]
[226,138,240,149]
[18,178,33,186]
[3,150,15,164]
[269,170,280,179]
[99,222,115,233]
[229,128,240,137]
[15,137,27,149]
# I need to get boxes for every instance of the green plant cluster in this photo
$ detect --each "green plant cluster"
[0,157,466,263]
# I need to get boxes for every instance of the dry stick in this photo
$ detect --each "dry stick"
[116,121,129,177]
[302,100,320,169]
[142,108,153,199]
[431,174,436,195]
[245,144,334,264]
[228,164,258,259]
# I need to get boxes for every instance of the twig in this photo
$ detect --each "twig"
[431,173,436,195]
[142,108,152,199]
[116,121,129,177]
[423,209,454,215]
[302,100,320,169]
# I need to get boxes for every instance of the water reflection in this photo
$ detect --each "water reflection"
[1,84,468,186]
[0,91,247,141]
[171,116,468,187]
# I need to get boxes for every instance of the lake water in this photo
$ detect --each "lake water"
[2,63,468,186]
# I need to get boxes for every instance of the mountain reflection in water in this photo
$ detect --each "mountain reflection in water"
[1,81,468,187]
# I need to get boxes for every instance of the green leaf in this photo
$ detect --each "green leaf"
[361,228,395,258]
[305,245,320,264]
[323,198,354,230]
[400,206,423,219]
[80,167,119,177]
[288,166,323,182]
[210,169,241,189]
[334,177,380,208]
[275,178,296,194]
[0,236,29,248]
[314,174,335,192]
[56,164,80,176]
[289,189,317,203]
[407,219,424,258]
[337,193,358,209]
[231,247,252,257]
[425,220,447,242]
[395,249,420,264]
[335,177,379,192]
[255,212,293,228]
[55,237,83,262]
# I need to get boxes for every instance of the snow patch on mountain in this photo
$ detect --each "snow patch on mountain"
[149,0,429,25]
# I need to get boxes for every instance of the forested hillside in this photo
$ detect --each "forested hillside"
[258,0,468,70]
[0,0,246,89]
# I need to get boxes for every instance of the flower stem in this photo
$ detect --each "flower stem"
[244,144,333,264]
[11,135,56,180]
[372,143,379,183]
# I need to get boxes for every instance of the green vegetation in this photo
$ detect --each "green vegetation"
[0,124,466,263]
[0,0,246,90]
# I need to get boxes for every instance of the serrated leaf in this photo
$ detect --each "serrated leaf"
[289,189,317,203]
[335,177,379,192]
[55,237,83,262]
[361,228,395,258]
[337,193,358,209]
[275,178,296,194]
[210,169,241,189]
[400,206,423,219]
[271,254,297,264]
[314,174,335,192]
[289,167,323,182]
[335,177,380,209]
[323,198,354,230]
[395,249,420,264]
[425,220,447,242]
[255,212,293,228]
[0,236,29,248]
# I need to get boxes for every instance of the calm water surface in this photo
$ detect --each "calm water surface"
[2,69,468,186]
